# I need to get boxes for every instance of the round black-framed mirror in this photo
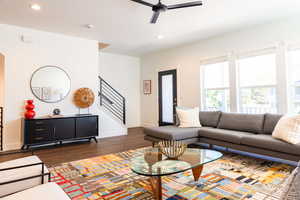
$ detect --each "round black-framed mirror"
[30,66,71,103]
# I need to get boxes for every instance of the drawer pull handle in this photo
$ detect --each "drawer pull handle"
[35,128,46,131]
[34,137,44,140]
[36,122,44,125]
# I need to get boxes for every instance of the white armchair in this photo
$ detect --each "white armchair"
[0,155,70,200]
[0,155,50,197]
[1,183,70,200]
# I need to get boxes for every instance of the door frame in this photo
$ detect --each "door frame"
[158,69,177,126]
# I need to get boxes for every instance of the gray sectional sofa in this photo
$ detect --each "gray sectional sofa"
[144,111,300,161]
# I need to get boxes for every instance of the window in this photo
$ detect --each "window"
[237,54,277,114]
[202,62,230,112]
[288,49,300,114]
[200,45,300,114]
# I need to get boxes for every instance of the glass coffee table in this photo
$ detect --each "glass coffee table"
[131,148,223,200]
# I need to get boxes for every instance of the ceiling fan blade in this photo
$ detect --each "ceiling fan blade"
[167,1,203,10]
[150,11,160,24]
[130,0,154,7]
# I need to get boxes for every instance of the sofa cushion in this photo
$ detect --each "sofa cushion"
[272,115,300,144]
[199,111,221,128]
[241,134,300,156]
[217,112,264,134]
[198,127,254,144]
[2,183,70,200]
[143,126,200,140]
[176,107,202,128]
[263,113,283,134]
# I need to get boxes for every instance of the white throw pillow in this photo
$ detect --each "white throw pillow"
[272,115,300,144]
[176,107,202,128]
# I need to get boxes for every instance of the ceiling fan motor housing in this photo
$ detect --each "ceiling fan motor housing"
[152,3,168,12]
[131,0,203,24]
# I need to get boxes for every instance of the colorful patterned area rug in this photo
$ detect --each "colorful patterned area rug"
[49,147,294,200]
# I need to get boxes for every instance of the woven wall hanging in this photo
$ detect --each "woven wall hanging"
[73,88,95,109]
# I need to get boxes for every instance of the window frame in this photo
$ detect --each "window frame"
[287,47,300,114]
[200,46,285,114]
[199,43,300,115]
[200,59,230,112]
[236,53,278,114]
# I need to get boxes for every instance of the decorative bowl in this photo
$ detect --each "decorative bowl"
[158,140,187,159]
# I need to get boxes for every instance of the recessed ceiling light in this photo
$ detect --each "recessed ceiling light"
[157,35,164,39]
[30,4,41,11]
[85,24,95,29]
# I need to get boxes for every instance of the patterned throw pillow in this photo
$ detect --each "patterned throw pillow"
[272,115,300,144]
[176,107,202,128]
[280,162,300,200]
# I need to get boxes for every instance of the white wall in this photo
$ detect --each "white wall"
[0,54,4,107]
[0,24,99,150]
[140,17,300,127]
[99,52,141,128]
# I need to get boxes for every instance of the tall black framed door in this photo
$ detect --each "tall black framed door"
[158,69,177,126]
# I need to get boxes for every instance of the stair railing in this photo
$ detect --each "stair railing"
[99,76,126,124]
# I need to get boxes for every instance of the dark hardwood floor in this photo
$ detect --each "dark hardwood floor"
[0,127,151,167]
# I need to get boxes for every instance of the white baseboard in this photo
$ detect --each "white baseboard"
[142,122,157,127]
[4,142,22,151]
[98,131,127,139]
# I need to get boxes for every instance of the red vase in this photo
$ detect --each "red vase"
[25,100,36,119]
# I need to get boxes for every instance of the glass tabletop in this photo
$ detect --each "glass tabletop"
[130,148,223,177]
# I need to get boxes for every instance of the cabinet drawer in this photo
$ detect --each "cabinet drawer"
[28,120,52,131]
[31,134,52,144]
[30,120,52,126]
[25,120,54,144]
[31,126,53,135]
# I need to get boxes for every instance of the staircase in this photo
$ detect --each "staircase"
[99,76,126,124]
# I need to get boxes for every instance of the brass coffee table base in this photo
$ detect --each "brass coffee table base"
[149,176,162,200]
[149,165,204,200]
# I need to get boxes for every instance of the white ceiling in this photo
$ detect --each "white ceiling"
[0,0,300,56]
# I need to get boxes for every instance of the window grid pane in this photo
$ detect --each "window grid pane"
[238,54,277,114]
[288,49,300,114]
[202,61,230,112]
[204,89,230,112]
[240,86,277,114]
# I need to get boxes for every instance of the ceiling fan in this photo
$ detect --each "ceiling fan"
[131,0,203,24]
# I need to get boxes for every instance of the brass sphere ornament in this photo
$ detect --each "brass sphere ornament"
[73,88,95,108]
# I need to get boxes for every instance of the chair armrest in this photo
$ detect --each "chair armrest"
[0,162,51,186]
[0,156,51,197]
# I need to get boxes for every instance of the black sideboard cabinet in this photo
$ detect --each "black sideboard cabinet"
[22,114,98,149]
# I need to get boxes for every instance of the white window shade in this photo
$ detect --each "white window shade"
[238,54,277,87]
[203,62,229,89]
